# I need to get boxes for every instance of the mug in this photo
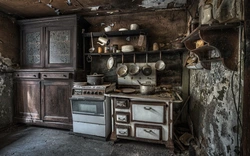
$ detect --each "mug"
[97,37,110,46]
[104,26,111,32]
[130,24,139,30]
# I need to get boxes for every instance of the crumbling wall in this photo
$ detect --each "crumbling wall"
[0,12,19,129]
[189,62,242,155]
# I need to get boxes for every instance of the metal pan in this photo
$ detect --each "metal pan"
[114,88,136,94]
[129,54,140,75]
[155,51,166,71]
[116,54,128,77]
[107,55,114,70]
[142,53,152,76]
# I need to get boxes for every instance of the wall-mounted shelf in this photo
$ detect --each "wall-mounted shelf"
[83,29,148,37]
[182,22,241,71]
[84,48,186,56]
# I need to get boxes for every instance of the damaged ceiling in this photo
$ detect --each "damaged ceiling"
[0,0,187,19]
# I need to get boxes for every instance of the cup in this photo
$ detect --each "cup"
[97,37,110,46]
[130,24,139,30]
[104,26,111,32]
[98,47,103,53]
[153,43,159,51]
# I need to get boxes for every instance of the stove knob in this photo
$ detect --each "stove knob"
[94,92,98,95]
[99,92,103,95]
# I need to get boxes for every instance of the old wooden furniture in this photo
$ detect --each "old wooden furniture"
[14,15,89,129]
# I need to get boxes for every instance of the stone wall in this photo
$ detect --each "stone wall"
[0,12,19,129]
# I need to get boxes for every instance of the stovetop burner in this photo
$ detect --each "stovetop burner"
[72,82,116,97]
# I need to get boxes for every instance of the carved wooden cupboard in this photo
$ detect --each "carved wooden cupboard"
[14,15,89,129]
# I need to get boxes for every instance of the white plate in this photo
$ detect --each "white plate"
[119,28,128,31]
[121,45,134,52]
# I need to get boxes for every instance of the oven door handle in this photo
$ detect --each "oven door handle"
[69,97,104,101]
[144,107,155,111]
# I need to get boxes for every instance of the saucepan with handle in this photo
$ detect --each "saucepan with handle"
[116,53,128,77]
[155,51,166,71]
[137,80,155,95]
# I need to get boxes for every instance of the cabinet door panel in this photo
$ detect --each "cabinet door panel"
[135,125,162,140]
[45,26,75,68]
[42,80,72,123]
[131,103,165,123]
[14,80,41,121]
[21,27,44,68]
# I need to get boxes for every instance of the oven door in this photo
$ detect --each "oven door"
[70,98,104,116]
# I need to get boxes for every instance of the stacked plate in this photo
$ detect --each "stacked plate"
[121,45,134,52]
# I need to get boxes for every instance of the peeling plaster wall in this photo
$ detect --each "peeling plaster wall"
[189,62,241,155]
[0,73,13,129]
[0,12,19,129]
[140,0,187,8]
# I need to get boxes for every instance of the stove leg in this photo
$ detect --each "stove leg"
[165,140,174,150]
[110,131,117,141]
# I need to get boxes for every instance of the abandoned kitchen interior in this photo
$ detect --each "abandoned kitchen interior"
[0,0,249,155]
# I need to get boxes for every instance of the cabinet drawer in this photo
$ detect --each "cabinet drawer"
[41,72,70,79]
[115,98,129,108]
[116,112,129,123]
[131,103,165,123]
[135,125,162,141]
[116,126,130,137]
[14,72,39,79]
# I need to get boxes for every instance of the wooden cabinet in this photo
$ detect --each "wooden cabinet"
[20,27,44,68]
[110,97,173,149]
[14,15,89,129]
[19,14,89,69]
[14,79,41,122]
[14,71,73,129]
[41,80,72,124]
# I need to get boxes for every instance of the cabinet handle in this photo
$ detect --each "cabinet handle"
[43,75,47,77]
[144,129,153,133]
[117,103,126,107]
[63,75,67,77]
[33,75,36,77]
[118,117,126,121]
[16,74,19,77]
[144,107,153,110]
[118,131,127,134]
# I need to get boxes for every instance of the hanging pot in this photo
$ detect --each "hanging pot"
[129,54,140,76]
[87,73,104,85]
[142,53,152,76]
[116,54,128,77]
[155,51,166,71]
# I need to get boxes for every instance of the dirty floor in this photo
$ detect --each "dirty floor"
[0,124,188,156]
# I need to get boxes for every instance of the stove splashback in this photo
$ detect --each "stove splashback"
[117,63,156,86]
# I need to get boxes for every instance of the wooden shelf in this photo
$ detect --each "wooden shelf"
[83,29,148,37]
[182,22,242,71]
[182,22,241,42]
[84,48,186,56]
